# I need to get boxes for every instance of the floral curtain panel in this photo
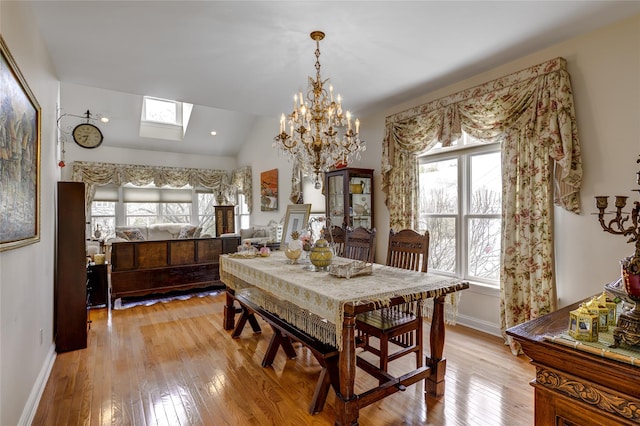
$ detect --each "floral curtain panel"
[72,161,231,210]
[231,166,253,213]
[381,57,582,354]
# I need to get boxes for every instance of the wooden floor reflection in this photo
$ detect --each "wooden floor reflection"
[33,291,535,425]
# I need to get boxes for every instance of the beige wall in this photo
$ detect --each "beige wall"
[0,2,60,424]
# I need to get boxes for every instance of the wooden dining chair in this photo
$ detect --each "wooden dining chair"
[356,229,430,373]
[344,227,376,262]
[325,225,346,257]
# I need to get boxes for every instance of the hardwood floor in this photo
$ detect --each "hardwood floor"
[34,291,535,425]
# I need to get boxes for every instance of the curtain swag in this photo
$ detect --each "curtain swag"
[71,161,252,212]
[382,57,582,230]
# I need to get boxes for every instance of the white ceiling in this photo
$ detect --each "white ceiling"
[27,1,640,156]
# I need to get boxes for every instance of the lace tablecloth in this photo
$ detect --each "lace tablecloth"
[220,251,467,350]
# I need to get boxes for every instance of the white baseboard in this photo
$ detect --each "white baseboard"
[456,313,502,337]
[18,343,56,426]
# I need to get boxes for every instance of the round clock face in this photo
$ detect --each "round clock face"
[72,123,103,149]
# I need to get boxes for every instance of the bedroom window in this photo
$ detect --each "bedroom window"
[418,135,501,287]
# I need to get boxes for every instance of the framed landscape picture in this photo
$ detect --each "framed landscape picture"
[0,35,41,251]
[260,168,278,211]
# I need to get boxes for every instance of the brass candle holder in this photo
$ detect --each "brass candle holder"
[595,155,640,348]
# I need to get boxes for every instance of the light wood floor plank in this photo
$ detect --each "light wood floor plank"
[33,290,535,425]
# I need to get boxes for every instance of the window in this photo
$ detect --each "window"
[90,201,116,239]
[237,193,250,230]
[197,191,216,236]
[90,185,118,239]
[418,137,501,286]
[140,96,193,141]
[125,202,159,227]
[123,185,192,226]
[142,96,181,125]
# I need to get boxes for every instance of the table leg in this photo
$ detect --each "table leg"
[426,295,447,398]
[335,312,359,426]
[223,289,236,330]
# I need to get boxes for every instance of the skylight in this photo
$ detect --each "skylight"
[140,96,193,141]
[142,97,180,125]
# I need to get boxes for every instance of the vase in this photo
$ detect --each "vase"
[309,238,333,271]
[285,235,303,264]
[611,256,640,348]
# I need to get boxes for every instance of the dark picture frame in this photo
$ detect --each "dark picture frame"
[281,203,311,247]
[260,168,278,211]
[0,35,41,251]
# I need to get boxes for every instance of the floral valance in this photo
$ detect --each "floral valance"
[72,161,231,210]
[382,57,582,229]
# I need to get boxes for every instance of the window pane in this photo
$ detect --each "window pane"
[471,152,501,214]
[468,218,501,280]
[422,216,456,273]
[162,203,191,223]
[145,97,177,124]
[91,217,115,239]
[91,201,115,216]
[125,203,157,227]
[126,203,157,216]
[198,193,215,215]
[419,159,458,214]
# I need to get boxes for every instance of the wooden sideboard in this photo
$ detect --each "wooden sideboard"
[110,236,239,303]
[506,300,640,425]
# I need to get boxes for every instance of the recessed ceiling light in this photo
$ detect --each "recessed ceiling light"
[100,117,110,123]
[210,131,217,136]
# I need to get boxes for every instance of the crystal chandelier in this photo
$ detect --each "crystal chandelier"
[273,31,366,189]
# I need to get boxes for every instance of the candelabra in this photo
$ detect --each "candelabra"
[595,155,640,347]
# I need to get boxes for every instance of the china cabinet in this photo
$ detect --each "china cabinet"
[325,168,374,229]
[215,205,236,236]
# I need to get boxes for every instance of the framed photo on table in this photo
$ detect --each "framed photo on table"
[281,204,311,247]
[0,35,41,251]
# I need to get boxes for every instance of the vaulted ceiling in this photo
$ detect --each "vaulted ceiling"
[27,1,640,156]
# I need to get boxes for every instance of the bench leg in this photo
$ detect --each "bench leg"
[262,328,297,367]
[232,307,262,339]
[309,367,331,414]
[247,312,262,333]
[309,355,340,415]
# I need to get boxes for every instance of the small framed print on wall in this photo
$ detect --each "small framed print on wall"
[260,168,278,211]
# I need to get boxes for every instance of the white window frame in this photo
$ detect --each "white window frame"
[419,138,501,288]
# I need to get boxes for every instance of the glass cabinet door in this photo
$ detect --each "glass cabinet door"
[349,176,372,229]
[325,168,374,229]
[328,174,344,227]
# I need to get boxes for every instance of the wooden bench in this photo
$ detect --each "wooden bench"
[232,288,339,415]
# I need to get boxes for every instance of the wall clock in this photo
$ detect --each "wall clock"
[72,123,103,149]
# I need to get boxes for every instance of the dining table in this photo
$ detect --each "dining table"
[220,251,469,426]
